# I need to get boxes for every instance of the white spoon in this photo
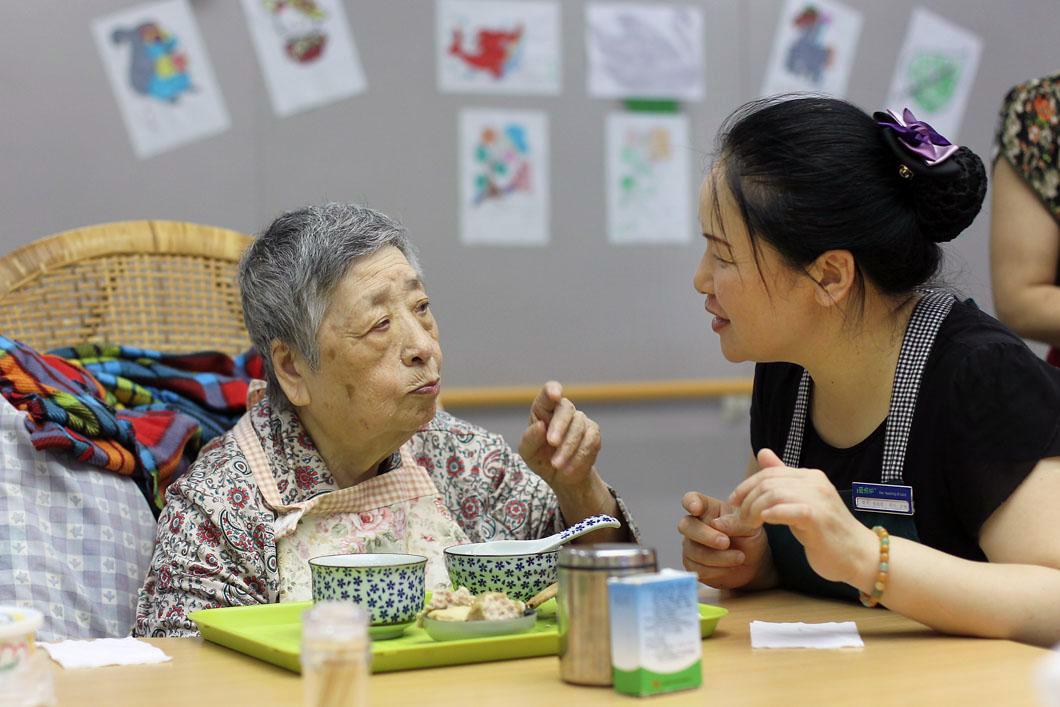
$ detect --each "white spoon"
[451,514,621,556]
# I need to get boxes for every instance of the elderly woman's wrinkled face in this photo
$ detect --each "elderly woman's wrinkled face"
[303,246,442,444]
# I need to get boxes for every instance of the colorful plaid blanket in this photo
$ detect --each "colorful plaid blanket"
[0,337,263,514]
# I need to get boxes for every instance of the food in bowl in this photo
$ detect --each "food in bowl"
[422,586,475,622]
[443,544,557,602]
[309,553,426,626]
[418,588,536,641]
[421,586,527,623]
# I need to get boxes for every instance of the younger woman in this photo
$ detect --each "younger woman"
[678,97,1060,646]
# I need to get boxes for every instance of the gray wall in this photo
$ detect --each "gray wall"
[2,1,1057,568]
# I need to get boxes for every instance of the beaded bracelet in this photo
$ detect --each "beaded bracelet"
[859,526,889,608]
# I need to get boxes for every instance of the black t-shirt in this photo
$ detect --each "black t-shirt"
[751,299,1060,562]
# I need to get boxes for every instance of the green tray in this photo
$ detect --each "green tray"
[190,600,728,674]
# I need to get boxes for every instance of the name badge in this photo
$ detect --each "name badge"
[852,482,914,515]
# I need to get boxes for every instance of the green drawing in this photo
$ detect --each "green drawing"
[906,53,960,113]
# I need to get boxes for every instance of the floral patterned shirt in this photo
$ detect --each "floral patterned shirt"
[133,397,638,637]
[994,73,1060,222]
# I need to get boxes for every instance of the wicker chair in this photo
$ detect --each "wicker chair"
[0,220,254,639]
[0,220,253,356]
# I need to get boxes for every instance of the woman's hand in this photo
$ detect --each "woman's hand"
[519,381,601,492]
[730,449,877,587]
[678,492,775,590]
[519,381,625,541]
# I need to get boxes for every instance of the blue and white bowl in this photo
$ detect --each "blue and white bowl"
[444,546,557,602]
[309,553,426,626]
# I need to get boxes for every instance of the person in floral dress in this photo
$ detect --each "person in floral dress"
[134,203,637,637]
[991,73,1060,365]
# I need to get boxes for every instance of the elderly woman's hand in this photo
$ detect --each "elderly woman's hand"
[519,381,601,493]
[520,381,628,542]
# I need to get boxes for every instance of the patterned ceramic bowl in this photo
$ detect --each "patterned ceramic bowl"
[443,546,558,603]
[309,553,427,626]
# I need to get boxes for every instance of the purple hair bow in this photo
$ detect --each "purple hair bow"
[876,108,958,166]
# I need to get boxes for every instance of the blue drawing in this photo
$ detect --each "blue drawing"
[112,22,193,103]
[784,5,833,85]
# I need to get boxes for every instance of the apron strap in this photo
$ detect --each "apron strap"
[782,373,812,468]
[233,410,441,517]
[880,290,955,483]
[304,460,440,515]
[232,413,297,513]
[781,290,956,482]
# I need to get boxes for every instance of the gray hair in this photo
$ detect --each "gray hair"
[238,202,421,411]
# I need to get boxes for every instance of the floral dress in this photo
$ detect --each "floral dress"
[994,73,1060,365]
[133,391,638,637]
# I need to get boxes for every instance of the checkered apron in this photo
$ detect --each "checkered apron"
[768,290,956,600]
[781,290,956,481]
[232,414,469,600]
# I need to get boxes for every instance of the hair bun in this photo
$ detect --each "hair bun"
[911,147,986,243]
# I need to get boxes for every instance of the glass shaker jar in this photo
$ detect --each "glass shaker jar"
[301,601,370,707]
[557,543,657,685]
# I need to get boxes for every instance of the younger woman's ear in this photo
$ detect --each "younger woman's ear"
[271,340,311,407]
[808,249,857,308]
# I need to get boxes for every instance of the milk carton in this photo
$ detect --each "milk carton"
[606,569,702,697]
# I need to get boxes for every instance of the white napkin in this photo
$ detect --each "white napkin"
[40,637,172,668]
[750,621,864,649]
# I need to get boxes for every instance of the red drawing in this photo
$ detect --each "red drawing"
[448,25,524,79]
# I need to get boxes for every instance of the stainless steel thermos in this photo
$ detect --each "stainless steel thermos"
[557,543,658,685]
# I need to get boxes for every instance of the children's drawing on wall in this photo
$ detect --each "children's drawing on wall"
[451,26,522,80]
[586,3,704,101]
[263,0,328,64]
[437,0,561,95]
[761,0,862,98]
[471,124,532,206]
[786,6,832,84]
[111,21,193,103]
[606,113,692,245]
[240,0,366,117]
[884,7,982,140]
[903,51,963,113]
[459,109,550,246]
[92,0,229,159]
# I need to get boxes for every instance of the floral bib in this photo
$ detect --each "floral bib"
[231,414,468,602]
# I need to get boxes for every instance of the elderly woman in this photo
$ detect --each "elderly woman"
[134,203,636,636]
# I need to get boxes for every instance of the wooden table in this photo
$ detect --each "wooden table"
[50,590,1049,706]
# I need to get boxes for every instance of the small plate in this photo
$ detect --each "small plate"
[369,620,415,641]
[421,611,537,642]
